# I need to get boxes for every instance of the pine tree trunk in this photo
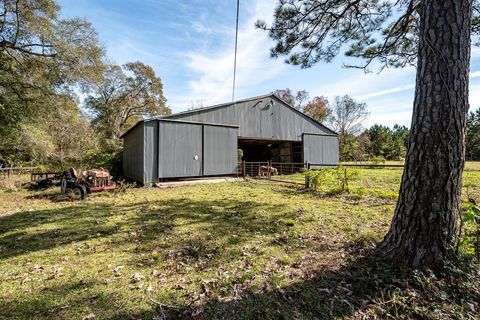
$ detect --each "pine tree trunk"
[382,0,472,269]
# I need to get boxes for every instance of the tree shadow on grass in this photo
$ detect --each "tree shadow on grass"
[114,244,480,320]
[2,190,478,319]
[168,245,408,319]
[0,195,306,318]
[108,197,296,269]
[0,203,121,259]
[0,196,290,261]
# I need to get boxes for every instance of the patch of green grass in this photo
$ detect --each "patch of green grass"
[0,168,479,319]
[278,255,292,266]
[282,218,296,227]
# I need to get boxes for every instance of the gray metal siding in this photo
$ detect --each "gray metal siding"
[203,126,238,175]
[303,134,339,165]
[123,123,144,183]
[122,94,339,181]
[322,135,340,164]
[168,97,331,141]
[144,121,159,184]
[158,121,203,178]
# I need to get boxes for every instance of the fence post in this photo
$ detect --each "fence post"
[305,162,310,189]
[242,161,246,179]
[266,160,269,181]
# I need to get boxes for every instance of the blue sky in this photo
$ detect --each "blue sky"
[58,0,480,127]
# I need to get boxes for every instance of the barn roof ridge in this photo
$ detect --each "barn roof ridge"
[164,93,275,118]
[121,93,337,138]
[165,93,337,135]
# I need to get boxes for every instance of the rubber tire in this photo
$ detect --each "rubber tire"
[66,186,85,200]
[60,177,67,193]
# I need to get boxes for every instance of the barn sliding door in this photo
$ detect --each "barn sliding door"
[203,126,238,175]
[158,122,203,178]
[303,134,339,166]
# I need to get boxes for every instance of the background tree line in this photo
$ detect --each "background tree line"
[2,0,479,174]
[275,88,480,162]
[0,0,170,173]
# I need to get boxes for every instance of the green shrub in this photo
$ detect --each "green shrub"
[303,167,337,191]
[303,166,360,193]
[86,151,123,180]
[336,165,359,193]
[371,156,386,165]
[238,149,244,162]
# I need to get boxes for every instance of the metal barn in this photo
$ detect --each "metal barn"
[121,94,339,184]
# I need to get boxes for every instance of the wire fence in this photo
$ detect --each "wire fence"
[239,161,307,185]
[238,161,405,186]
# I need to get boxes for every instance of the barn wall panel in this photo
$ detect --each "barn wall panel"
[144,121,159,184]
[123,123,144,183]
[322,135,339,165]
[303,134,339,166]
[303,134,322,165]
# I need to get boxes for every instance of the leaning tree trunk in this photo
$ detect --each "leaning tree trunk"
[382,0,472,269]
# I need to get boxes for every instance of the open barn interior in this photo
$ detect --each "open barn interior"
[238,138,303,163]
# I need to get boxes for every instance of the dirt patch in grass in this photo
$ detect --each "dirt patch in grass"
[0,169,479,319]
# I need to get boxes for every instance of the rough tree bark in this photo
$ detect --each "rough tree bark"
[382,0,472,269]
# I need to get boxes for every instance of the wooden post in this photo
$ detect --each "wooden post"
[267,160,271,181]
[305,162,310,189]
[344,167,349,193]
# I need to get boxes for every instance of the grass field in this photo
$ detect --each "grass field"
[0,168,479,319]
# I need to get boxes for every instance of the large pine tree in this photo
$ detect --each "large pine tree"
[258,0,478,269]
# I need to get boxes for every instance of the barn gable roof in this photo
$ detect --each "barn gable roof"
[165,93,337,135]
[121,93,337,138]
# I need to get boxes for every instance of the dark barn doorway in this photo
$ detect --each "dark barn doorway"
[238,138,303,163]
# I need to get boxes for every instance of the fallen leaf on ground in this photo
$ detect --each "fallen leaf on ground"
[130,272,145,283]
[83,313,95,320]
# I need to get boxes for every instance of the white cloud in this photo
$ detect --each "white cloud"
[168,2,480,119]
[469,82,480,108]
[369,111,413,127]
[173,0,283,107]
[356,83,415,100]
[308,65,416,100]
[470,70,480,79]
